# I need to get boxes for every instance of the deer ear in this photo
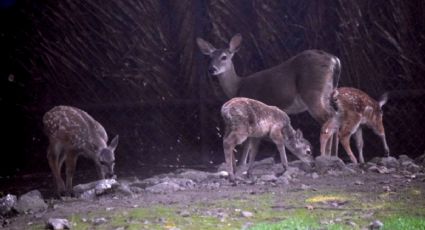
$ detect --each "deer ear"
[196,37,216,56]
[229,33,242,53]
[295,129,303,139]
[379,93,388,108]
[109,135,119,152]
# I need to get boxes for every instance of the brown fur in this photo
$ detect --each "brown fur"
[221,97,312,181]
[320,87,389,163]
[43,105,119,196]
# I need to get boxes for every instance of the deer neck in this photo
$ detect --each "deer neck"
[216,64,241,98]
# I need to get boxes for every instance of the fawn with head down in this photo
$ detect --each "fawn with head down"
[221,97,313,181]
[320,87,389,164]
[197,33,341,165]
[43,105,119,196]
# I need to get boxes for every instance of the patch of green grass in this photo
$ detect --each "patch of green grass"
[27,185,425,230]
[382,215,425,230]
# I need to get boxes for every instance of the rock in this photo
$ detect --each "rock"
[369,157,381,164]
[276,176,290,185]
[95,179,119,195]
[78,189,96,200]
[0,194,17,216]
[405,162,422,173]
[241,211,253,218]
[399,155,414,164]
[145,182,183,194]
[415,153,425,166]
[259,174,278,182]
[311,172,319,179]
[92,217,108,225]
[46,218,70,230]
[369,220,383,229]
[378,157,399,169]
[179,210,190,217]
[283,167,301,179]
[368,165,392,174]
[289,160,314,173]
[255,157,275,165]
[136,177,195,190]
[300,184,310,190]
[73,179,118,197]
[314,156,345,174]
[177,169,216,182]
[15,190,47,214]
[354,180,364,185]
[115,183,134,196]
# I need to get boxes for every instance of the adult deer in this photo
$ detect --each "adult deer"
[320,87,390,164]
[43,105,119,196]
[222,97,313,181]
[197,34,341,164]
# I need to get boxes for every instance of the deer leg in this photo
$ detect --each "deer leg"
[65,151,79,195]
[331,132,339,157]
[240,139,252,166]
[270,127,288,170]
[246,138,261,177]
[354,128,365,163]
[320,129,333,157]
[380,133,390,157]
[339,133,358,164]
[47,144,66,196]
[320,118,338,156]
[223,132,247,181]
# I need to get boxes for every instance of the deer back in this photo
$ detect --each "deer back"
[221,97,289,137]
[43,106,108,157]
[333,87,386,133]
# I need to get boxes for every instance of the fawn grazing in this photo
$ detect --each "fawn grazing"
[43,105,119,196]
[197,34,341,165]
[221,97,313,181]
[320,87,389,164]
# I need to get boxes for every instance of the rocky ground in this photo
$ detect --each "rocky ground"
[1,154,425,229]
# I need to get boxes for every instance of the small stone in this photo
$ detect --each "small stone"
[241,211,253,218]
[179,210,190,217]
[92,217,108,225]
[0,194,17,215]
[369,220,383,229]
[346,221,357,227]
[354,180,364,185]
[311,172,319,179]
[46,218,70,230]
[382,186,391,192]
[378,157,399,169]
[300,184,310,190]
[260,174,278,182]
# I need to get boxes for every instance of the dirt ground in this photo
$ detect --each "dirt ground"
[1,157,425,230]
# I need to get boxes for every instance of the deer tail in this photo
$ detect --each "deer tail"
[332,56,341,89]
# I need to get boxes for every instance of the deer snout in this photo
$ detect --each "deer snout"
[208,66,218,75]
[105,172,116,179]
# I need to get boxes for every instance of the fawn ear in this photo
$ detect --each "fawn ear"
[109,135,119,152]
[196,37,216,56]
[295,129,303,139]
[229,33,242,53]
[379,93,388,108]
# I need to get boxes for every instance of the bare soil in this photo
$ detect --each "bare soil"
[1,160,425,230]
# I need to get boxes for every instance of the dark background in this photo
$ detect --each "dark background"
[1,0,424,178]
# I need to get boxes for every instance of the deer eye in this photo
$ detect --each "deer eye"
[221,55,227,61]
